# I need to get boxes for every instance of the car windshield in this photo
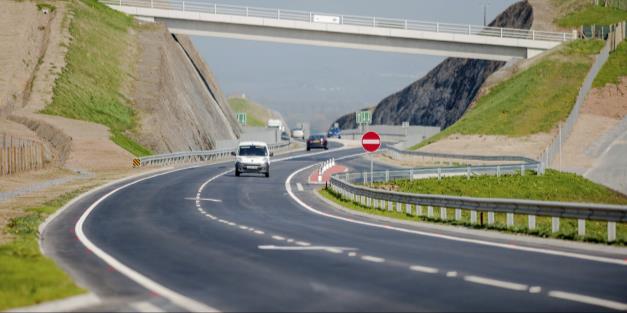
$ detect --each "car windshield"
[238,145,267,156]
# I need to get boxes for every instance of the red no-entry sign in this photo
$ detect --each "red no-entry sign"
[361,131,381,152]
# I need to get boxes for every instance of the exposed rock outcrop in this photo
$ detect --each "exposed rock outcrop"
[333,1,533,130]
[130,24,241,153]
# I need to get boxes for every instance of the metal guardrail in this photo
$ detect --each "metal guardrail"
[385,146,540,165]
[136,141,291,167]
[100,0,573,42]
[329,151,626,241]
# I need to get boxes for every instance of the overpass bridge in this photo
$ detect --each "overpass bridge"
[101,0,575,61]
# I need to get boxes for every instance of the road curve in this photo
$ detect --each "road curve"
[43,144,627,312]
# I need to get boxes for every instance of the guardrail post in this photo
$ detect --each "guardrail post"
[521,164,525,176]
[395,202,401,213]
[440,207,447,220]
[373,199,378,209]
[436,22,439,32]
[577,219,586,236]
[409,169,414,181]
[487,212,495,225]
[506,213,514,227]
[528,215,536,230]
[406,203,412,215]
[470,210,477,224]
[363,171,367,184]
[277,9,281,19]
[532,30,535,40]
[468,24,471,35]
[437,168,441,180]
[404,19,407,30]
[213,3,217,14]
[551,217,560,233]
[416,205,423,216]
[466,166,470,179]
[367,197,371,207]
[373,16,376,27]
[455,209,461,221]
[427,206,434,217]
[608,222,616,242]
[388,201,393,211]
[385,170,389,182]
[500,28,503,37]
[496,165,500,177]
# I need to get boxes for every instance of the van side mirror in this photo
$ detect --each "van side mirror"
[230,151,236,156]
[270,152,274,157]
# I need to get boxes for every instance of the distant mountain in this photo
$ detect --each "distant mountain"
[333,0,533,130]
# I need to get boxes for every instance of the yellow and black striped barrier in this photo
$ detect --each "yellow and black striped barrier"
[132,158,141,168]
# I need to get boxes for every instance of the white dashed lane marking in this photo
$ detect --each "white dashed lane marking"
[361,255,385,263]
[296,183,304,191]
[463,275,528,291]
[409,265,439,274]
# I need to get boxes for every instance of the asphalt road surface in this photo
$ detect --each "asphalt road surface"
[42,143,627,312]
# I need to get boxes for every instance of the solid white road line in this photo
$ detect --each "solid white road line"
[75,171,218,312]
[548,290,627,311]
[409,265,439,274]
[361,255,385,263]
[284,160,627,266]
[130,301,166,313]
[296,183,304,192]
[463,275,528,291]
[185,197,222,202]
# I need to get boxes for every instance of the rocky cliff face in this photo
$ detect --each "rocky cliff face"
[131,24,241,153]
[333,1,533,130]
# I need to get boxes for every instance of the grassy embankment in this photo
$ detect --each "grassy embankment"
[555,3,627,27]
[228,96,275,127]
[0,189,88,310]
[412,39,604,149]
[594,41,627,87]
[320,169,627,244]
[42,0,152,157]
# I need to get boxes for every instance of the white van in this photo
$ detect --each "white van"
[231,141,273,177]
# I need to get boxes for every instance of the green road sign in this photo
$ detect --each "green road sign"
[356,111,371,125]
[236,112,247,126]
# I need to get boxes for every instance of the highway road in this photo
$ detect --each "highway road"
[42,143,627,312]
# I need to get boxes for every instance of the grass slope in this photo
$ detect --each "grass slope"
[42,0,151,157]
[593,41,627,88]
[376,169,627,205]
[228,96,275,128]
[556,4,627,27]
[0,190,87,310]
[412,40,604,149]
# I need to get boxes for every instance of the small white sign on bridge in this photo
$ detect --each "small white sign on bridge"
[313,14,341,24]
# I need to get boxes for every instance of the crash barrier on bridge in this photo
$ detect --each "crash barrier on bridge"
[134,141,291,167]
[0,134,46,176]
[100,0,573,42]
[539,39,611,171]
[329,156,626,242]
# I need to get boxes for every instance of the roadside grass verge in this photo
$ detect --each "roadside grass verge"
[319,186,626,245]
[593,41,627,88]
[42,0,152,157]
[556,4,627,27]
[376,169,627,205]
[227,97,272,127]
[411,39,604,150]
[0,189,88,310]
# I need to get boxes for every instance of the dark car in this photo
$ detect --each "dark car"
[327,127,342,138]
[306,134,328,151]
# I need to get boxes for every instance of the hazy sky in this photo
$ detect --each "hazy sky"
[191,0,517,131]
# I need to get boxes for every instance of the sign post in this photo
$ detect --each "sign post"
[236,112,247,126]
[361,131,381,185]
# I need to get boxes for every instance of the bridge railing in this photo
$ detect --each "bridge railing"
[101,0,573,42]
[329,149,626,242]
